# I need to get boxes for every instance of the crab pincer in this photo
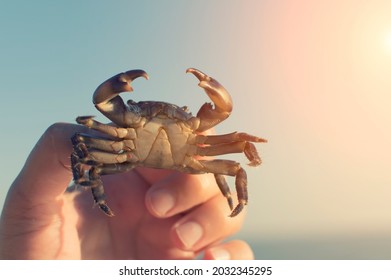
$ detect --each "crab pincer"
[186,68,233,132]
[93,70,149,127]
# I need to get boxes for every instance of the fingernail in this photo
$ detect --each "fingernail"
[209,248,230,260]
[175,221,203,249]
[149,189,175,216]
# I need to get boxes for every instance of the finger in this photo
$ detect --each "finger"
[145,172,221,218]
[135,167,177,186]
[170,193,246,251]
[10,123,84,203]
[203,240,254,260]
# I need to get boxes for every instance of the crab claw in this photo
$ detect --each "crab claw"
[93,70,149,127]
[186,68,233,132]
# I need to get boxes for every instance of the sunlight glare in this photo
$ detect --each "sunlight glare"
[385,31,391,52]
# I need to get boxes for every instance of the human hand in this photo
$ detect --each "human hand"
[0,123,253,259]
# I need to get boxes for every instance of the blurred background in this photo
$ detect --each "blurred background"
[1,0,390,259]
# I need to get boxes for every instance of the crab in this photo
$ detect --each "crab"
[71,68,267,217]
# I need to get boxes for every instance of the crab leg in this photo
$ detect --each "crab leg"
[71,152,84,181]
[197,142,246,157]
[186,158,248,217]
[195,132,267,166]
[72,133,135,153]
[83,167,113,216]
[186,68,233,132]
[214,174,234,211]
[81,163,136,216]
[76,116,137,139]
[197,132,267,145]
[196,141,262,167]
[72,129,137,217]
[77,148,136,165]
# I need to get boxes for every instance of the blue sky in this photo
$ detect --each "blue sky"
[1,0,391,258]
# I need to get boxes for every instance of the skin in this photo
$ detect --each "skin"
[0,123,254,260]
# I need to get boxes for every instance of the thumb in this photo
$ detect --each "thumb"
[6,123,83,207]
[0,123,84,259]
